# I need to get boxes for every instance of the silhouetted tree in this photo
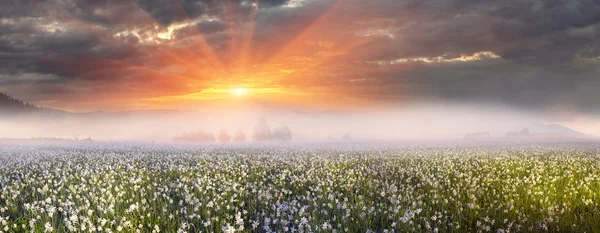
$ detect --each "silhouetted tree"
[252,117,272,141]
[272,125,292,141]
[218,128,231,143]
[233,129,246,142]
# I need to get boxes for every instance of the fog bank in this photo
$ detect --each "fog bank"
[0,103,595,142]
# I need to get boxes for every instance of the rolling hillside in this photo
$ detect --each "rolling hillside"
[0,92,39,115]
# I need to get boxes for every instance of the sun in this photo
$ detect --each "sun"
[232,87,248,96]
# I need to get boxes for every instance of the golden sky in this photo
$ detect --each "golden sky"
[1,0,599,117]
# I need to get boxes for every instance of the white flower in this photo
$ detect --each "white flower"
[222,224,235,233]
[44,222,53,232]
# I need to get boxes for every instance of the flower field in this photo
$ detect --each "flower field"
[1,143,600,232]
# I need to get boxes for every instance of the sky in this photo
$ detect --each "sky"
[1,0,600,133]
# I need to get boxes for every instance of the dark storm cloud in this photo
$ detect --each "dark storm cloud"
[304,0,600,114]
[259,0,290,8]
[133,0,290,27]
[331,0,600,63]
[135,0,177,26]
[195,20,227,34]
[0,0,600,114]
[407,60,600,113]
[0,0,291,79]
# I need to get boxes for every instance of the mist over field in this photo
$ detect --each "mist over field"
[0,103,594,142]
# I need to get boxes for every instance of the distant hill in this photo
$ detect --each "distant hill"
[0,92,69,117]
[496,123,592,140]
[0,92,40,115]
[527,123,587,137]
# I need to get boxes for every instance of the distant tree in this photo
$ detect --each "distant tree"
[233,129,246,142]
[218,128,231,143]
[206,132,216,142]
[519,128,530,136]
[272,125,292,141]
[219,128,231,143]
[252,117,272,141]
[342,133,352,141]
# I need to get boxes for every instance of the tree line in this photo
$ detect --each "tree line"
[173,117,292,143]
[0,92,39,115]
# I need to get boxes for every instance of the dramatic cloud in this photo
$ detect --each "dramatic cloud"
[0,0,599,116]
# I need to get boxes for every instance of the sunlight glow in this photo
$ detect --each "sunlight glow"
[233,88,248,96]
